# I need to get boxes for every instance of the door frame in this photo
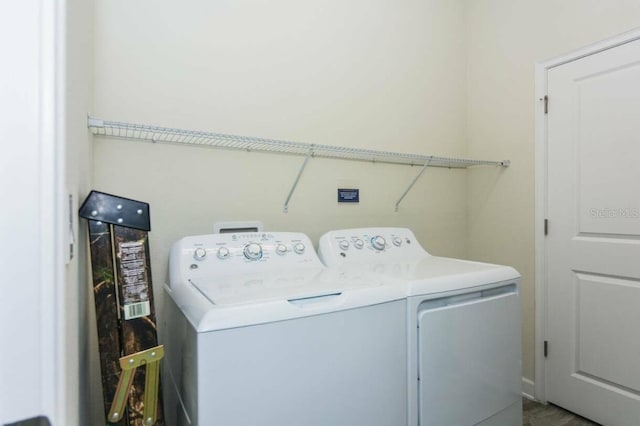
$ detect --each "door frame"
[534,27,640,403]
[0,0,68,424]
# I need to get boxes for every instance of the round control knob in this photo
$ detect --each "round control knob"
[193,248,207,261]
[276,244,288,255]
[354,239,364,249]
[217,247,230,260]
[393,237,402,247]
[243,243,263,260]
[371,236,386,251]
[293,242,305,254]
[339,240,350,250]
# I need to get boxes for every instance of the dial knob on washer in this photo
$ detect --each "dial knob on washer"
[293,243,305,254]
[217,247,230,259]
[243,243,263,260]
[339,240,350,250]
[371,236,386,251]
[393,237,402,247]
[276,244,287,255]
[194,248,207,260]
[354,239,364,249]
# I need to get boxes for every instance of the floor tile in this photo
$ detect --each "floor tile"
[523,398,599,426]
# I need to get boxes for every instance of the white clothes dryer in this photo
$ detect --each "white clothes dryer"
[164,231,407,426]
[318,227,522,426]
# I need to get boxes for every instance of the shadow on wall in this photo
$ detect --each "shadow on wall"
[4,416,51,426]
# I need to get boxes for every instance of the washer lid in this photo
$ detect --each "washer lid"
[190,267,332,306]
[168,268,405,332]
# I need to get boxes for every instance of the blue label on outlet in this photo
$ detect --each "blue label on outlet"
[338,188,359,203]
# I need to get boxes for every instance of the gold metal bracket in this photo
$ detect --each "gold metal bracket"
[108,345,164,425]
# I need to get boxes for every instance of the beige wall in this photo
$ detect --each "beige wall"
[65,0,95,423]
[87,2,640,417]
[465,0,640,387]
[92,0,471,349]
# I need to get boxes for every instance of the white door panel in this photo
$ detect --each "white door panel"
[570,238,640,278]
[577,61,640,236]
[576,273,640,392]
[547,38,640,425]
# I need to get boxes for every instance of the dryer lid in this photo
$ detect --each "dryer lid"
[363,256,520,295]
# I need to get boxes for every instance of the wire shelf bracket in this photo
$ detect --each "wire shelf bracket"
[88,115,510,212]
[284,149,313,213]
[395,158,433,212]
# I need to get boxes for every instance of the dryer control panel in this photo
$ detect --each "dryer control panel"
[169,232,322,285]
[318,227,428,267]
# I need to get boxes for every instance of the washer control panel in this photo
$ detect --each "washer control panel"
[170,232,320,283]
[317,227,427,267]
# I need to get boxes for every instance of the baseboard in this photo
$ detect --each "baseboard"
[522,377,535,400]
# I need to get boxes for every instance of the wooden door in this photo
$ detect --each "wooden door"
[546,38,640,425]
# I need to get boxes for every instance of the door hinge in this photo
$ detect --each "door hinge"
[544,340,548,358]
[544,95,549,114]
[544,219,548,236]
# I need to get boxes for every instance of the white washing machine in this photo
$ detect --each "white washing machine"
[318,227,522,426]
[163,231,407,426]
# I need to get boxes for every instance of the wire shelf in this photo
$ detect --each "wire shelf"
[87,116,510,169]
[88,116,510,212]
